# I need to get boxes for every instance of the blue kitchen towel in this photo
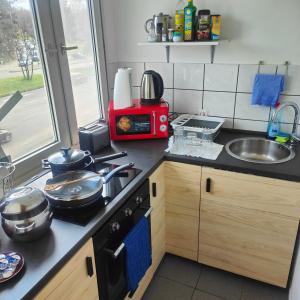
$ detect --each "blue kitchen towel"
[124,216,152,292]
[251,74,285,107]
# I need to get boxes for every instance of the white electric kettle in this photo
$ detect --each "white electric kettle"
[113,68,133,109]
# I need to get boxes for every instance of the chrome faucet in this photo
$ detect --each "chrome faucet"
[272,101,300,145]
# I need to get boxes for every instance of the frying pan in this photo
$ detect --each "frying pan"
[44,163,134,209]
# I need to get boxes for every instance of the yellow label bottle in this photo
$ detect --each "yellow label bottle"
[184,0,197,41]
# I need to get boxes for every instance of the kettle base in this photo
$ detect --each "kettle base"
[140,98,162,106]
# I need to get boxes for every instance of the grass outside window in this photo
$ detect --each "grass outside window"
[0,75,44,98]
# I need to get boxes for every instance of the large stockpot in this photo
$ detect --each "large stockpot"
[0,186,53,242]
[42,147,127,176]
[44,163,134,209]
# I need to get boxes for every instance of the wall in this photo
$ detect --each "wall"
[107,61,300,133]
[111,0,300,64]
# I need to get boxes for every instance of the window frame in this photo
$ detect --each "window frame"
[4,0,109,184]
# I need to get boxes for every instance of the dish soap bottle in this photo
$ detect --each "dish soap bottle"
[267,109,280,139]
[175,0,185,41]
[184,0,197,41]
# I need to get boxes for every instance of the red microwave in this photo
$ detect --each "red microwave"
[108,99,169,141]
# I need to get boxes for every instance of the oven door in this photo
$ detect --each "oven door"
[93,205,152,300]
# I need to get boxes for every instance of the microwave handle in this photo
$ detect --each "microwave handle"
[152,112,157,136]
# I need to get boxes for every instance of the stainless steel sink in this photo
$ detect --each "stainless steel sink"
[225,137,295,164]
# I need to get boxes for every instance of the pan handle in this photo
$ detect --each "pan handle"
[93,151,127,163]
[102,162,134,184]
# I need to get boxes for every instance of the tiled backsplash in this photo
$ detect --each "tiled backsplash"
[107,62,300,133]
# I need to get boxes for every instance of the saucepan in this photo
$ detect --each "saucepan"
[42,147,127,176]
[44,162,134,209]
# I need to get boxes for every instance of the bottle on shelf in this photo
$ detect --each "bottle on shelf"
[175,0,185,42]
[184,0,197,41]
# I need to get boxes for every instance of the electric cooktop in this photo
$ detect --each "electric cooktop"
[52,163,142,226]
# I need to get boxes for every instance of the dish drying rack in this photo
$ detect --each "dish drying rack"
[171,114,225,141]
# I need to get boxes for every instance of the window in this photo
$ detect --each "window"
[0,0,108,181]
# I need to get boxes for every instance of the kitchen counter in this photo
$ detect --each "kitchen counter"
[1,129,300,299]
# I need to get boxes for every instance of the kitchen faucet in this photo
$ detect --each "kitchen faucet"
[272,101,300,145]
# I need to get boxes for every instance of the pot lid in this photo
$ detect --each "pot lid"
[47,147,86,166]
[44,171,102,202]
[0,186,47,216]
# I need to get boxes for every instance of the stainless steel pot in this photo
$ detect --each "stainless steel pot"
[0,186,53,242]
[42,148,128,176]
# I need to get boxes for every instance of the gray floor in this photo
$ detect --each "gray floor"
[143,254,289,300]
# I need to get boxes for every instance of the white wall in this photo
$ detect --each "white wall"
[110,0,300,64]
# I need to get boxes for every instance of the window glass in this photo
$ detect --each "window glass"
[0,0,57,161]
[59,0,102,127]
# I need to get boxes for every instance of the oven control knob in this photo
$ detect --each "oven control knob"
[135,195,143,205]
[124,208,133,217]
[160,125,167,132]
[160,115,168,122]
[110,221,120,232]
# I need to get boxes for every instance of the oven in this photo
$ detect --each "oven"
[93,179,152,300]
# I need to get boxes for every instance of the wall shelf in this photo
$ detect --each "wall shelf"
[138,40,226,63]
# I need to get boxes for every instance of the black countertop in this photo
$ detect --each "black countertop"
[1,129,300,299]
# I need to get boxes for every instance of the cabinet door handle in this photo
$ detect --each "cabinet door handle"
[86,256,94,277]
[206,178,211,193]
[152,182,157,197]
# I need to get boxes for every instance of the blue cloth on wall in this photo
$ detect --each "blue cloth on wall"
[251,74,285,107]
[124,216,152,292]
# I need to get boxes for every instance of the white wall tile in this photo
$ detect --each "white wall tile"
[174,63,204,90]
[235,93,270,121]
[277,65,300,95]
[237,64,258,93]
[259,64,277,74]
[162,89,174,112]
[277,95,300,123]
[278,123,293,134]
[223,118,234,129]
[118,62,144,86]
[234,119,268,132]
[131,87,140,99]
[107,62,118,89]
[174,89,203,114]
[204,64,238,92]
[203,91,235,118]
[145,63,173,88]
[109,88,114,100]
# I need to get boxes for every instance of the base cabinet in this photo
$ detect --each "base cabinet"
[199,167,300,288]
[165,162,201,261]
[34,239,98,300]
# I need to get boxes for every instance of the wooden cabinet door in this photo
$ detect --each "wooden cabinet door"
[199,167,300,288]
[149,162,166,273]
[34,239,98,300]
[165,162,201,261]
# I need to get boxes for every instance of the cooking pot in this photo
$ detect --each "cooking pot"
[0,186,53,242]
[42,148,127,176]
[44,163,134,209]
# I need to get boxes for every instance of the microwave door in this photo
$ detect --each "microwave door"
[152,112,156,136]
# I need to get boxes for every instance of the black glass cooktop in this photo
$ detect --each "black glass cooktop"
[52,163,142,226]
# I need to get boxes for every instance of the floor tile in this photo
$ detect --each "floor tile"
[192,290,224,300]
[156,254,202,288]
[196,266,243,300]
[241,278,288,300]
[142,276,194,300]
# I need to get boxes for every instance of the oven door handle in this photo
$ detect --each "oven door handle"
[144,206,153,218]
[104,243,125,259]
